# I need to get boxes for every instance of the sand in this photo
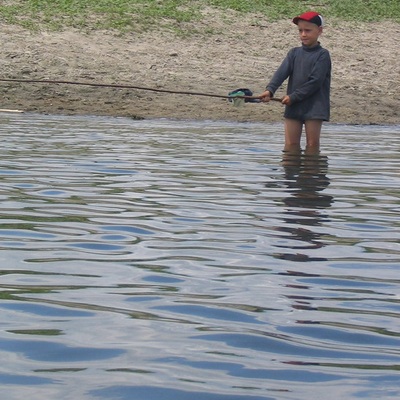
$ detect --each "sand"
[0,12,399,124]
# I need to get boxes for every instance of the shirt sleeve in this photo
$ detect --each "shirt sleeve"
[265,50,294,95]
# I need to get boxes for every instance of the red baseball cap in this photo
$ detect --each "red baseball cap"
[293,11,324,27]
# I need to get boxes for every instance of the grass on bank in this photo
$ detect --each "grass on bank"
[0,0,399,33]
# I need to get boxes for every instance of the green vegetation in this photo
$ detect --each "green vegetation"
[0,0,399,33]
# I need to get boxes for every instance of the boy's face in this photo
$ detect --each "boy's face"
[297,20,322,47]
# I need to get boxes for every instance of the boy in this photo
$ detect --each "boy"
[259,11,331,152]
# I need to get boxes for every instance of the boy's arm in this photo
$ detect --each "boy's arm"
[264,50,293,97]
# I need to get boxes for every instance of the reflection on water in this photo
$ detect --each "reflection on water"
[272,150,333,262]
[0,114,399,400]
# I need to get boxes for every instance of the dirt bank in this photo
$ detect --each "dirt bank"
[0,14,399,124]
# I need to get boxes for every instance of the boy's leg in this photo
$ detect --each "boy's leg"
[304,119,323,150]
[284,118,303,149]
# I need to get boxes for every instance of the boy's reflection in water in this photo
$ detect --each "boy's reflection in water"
[273,144,333,262]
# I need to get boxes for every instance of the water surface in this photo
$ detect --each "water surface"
[0,113,399,400]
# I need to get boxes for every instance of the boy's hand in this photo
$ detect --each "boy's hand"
[282,95,291,105]
[259,90,272,102]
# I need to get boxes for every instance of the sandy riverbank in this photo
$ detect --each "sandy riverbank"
[0,12,399,124]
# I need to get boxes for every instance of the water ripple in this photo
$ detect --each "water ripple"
[0,114,399,399]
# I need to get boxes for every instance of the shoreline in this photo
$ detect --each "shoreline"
[0,104,398,128]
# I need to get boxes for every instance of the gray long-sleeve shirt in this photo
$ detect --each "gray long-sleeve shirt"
[266,43,331,121]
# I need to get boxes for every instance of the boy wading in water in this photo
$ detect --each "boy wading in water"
[259,11,331,153]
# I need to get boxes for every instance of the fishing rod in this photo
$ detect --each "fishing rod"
[0,78,283,102]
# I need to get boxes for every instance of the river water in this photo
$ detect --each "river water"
[0,113,399,400]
